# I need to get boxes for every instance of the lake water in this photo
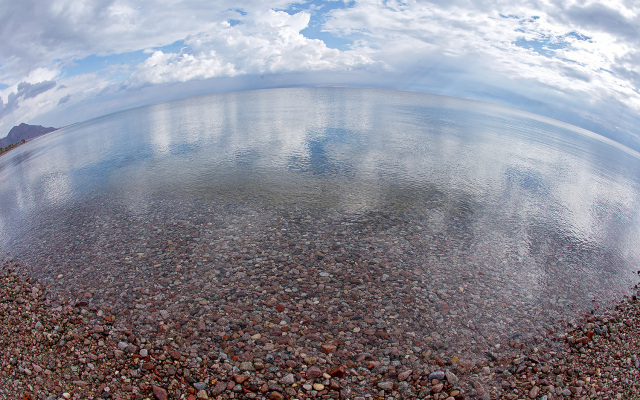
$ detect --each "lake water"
[1,87,639,362]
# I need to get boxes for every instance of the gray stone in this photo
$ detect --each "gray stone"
[429,371,445,381]
[193,382,207,391]
[280,373,295,385]
[239,361,255,371]
[445,370,458,384]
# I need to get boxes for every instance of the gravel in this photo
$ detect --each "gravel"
[1,199,639,399]
[2,264,639,399]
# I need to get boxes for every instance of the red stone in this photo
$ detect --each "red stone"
[330,365,345,378]
[276,304,285,312]
[152,385,168,400]
[376,331,390,339]
[321,344,337,354]
[306,366,323,379]
[433,355,446,366]
[234,375,250,384]
[269,391,285,400]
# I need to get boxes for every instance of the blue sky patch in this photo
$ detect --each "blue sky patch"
[301,27,352,51]
[565,31,592,42]
[60,40,190,81]
[514,30,591,58]
[60,51,147,80]
[276,0,353,51]
[156,40,190,54]
[514,38,565,57]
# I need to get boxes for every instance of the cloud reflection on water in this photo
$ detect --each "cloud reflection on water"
[0,88,639,305]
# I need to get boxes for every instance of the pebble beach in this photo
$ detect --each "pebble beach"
[2,198,639,400]
[2,262,639,400]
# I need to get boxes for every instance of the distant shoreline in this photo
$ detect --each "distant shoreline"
[0,133,50,157]
[0,126,65,157]
[0,139,27,156]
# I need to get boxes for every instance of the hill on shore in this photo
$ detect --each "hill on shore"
[0,123,57,149]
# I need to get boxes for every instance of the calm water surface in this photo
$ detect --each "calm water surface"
[1,88,640,354]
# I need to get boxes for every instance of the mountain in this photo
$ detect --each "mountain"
[0,123,57,149]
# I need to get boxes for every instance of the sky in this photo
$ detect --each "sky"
[1,0,639,151]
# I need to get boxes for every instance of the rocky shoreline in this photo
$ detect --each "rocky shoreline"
[2,261,639,400]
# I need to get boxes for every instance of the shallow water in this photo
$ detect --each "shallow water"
[1,87,640,361]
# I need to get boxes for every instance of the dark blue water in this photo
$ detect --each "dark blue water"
[1,88,639,358]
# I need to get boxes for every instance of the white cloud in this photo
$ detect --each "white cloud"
[0,68,116,134]
[0,1,380,134]
[0,0,638,151]
[127,10,378,87]
[0,1,304,81]
[130,50,238,84]
[322,0,640,147]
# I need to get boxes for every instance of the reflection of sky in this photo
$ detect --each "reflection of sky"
[1,88,640,270]
[149,102,173,155]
